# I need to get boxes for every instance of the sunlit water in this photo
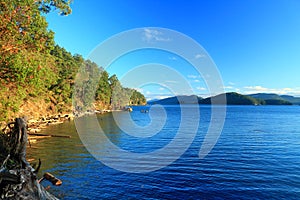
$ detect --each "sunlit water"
[27,105,300,199]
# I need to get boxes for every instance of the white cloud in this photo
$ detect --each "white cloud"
[146,94,172,101]
[164,80,177,83]
[156,95,171,99]
[187,75,198,79]
[143,28,171,42]
[228,82,235,86]
[243,85,300,96]
[222,85,241,93]
[283,88,293,92]
[224,86,234,89]
[159,87,165,91]
[168,56,177,60]
[196,87,206,91]
[244,86,268,91]
[194,79,200,83]
[195,54,205,59]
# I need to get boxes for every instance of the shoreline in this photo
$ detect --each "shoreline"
[1,105,139,136]
[23,109,123,135]
[27,113,74,134]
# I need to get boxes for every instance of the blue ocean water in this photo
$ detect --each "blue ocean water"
[27,105,300,199]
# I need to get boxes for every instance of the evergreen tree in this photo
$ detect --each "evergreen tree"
[96,70,112,109]
[0,0,146,121]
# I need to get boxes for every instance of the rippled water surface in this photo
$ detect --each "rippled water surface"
[27,105,300,199]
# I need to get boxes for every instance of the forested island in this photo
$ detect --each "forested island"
[148,92,300,105]
[0,0,146,123]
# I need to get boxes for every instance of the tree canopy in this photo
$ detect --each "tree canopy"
[0,0,146,121]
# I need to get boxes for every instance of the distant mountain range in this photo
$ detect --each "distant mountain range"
[148,95,200,105]
[248,93,300,105]
[148,92,300,105]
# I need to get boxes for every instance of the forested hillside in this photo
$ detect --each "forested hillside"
[249,93,300,105]
[0,0,146,122]
[200,92,265,105]
[149,92,295,105]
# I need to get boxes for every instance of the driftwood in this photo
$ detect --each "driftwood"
[28,133,71,138]
[0,118,59,200]
[39,173,62,186]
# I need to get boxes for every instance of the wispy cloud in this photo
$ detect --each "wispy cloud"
[243,85,300,96]
[195,54,205,59]
[164,80,177,83]
[224,86,234,89]
[146,94,172,101]
[196,87,206,91]
[168,56,177,60]
[156,95,172,99]
[187,74,199,79]
[244,86,268,91]
[143,28,171,42]
[222,85,240,92]
[187,74,204,84]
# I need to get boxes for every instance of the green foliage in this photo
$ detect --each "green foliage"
[0,0,59,120]
[148,95,198,105]
[200,92,263,105]
[128,88,147,105]
[109,75,125,110]
[73,60,101,112]
[0,0,146,121]
[50,45,83,108]
[96,70,112,108]
[181,92,292,105]
[249,93,299,105]
[264,99,292,105]
[37,0,73,15]
[107,75,146,110]
[74,64,147,113]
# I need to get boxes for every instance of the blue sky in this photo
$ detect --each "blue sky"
[46,0,300,99]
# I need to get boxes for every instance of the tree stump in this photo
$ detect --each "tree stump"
[0,118,58,200]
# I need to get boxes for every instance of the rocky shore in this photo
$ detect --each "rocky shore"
[26,114,74,134]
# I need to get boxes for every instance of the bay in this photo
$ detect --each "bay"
[27,105,300,199]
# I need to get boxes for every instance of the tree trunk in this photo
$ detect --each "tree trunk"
[0,118,58,200]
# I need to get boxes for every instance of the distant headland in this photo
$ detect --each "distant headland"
[147,92,300,105]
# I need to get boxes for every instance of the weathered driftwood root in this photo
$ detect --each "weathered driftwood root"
[0,118,59,200]
[39,173,62,186]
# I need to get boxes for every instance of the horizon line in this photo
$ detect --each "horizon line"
[145,91,300,101]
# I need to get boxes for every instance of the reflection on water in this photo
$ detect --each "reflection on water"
[27,120,83,171]
[27,106,300,200]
